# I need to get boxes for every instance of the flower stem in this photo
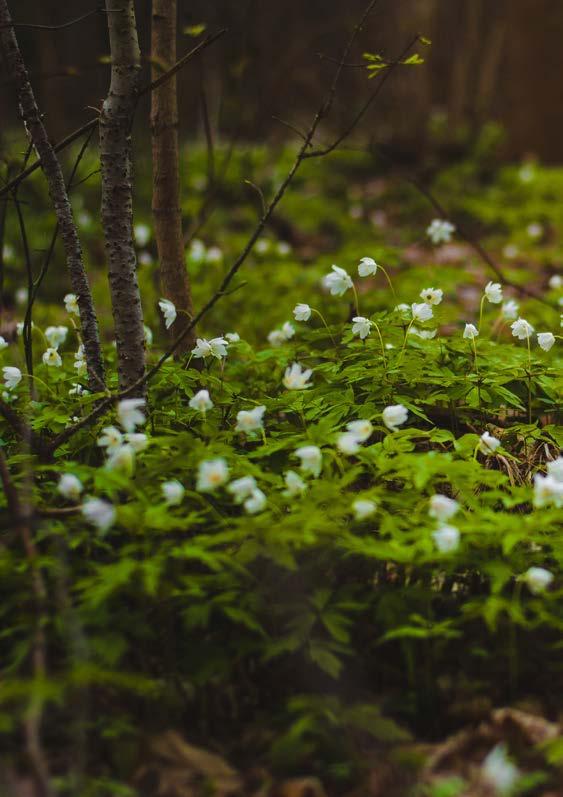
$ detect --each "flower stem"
[372,320,386,366]
[398,319,415,364]
[478,295,486,333]
[351,282,360,317]
[312,309,337,346]
[379,265,396,301]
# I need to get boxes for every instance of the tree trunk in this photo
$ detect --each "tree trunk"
[100,0,145,393]
[151,0,195,354]
[0,0,105,391]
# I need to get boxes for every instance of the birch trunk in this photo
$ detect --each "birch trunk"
[100,0,145,392]
[151,0,195,354]
[0,0,105,392]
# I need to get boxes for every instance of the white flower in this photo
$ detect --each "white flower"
[409,327,437,340]
[346,419,373,442]
[294,303,312,321]
[64,293,80,315]
[352,499,377,520]
[484,281,503,304]
[502,300,519,320]
[158,299,177,330]
[432,524,460,553]
[2,243,14,262]
[42,347,62,368]
[429,494,459,521]
[411,303,433,323]
[105,444,135,474]
[244,488,267,514]
[16,321,32,337]
[547,457,563,482]
[225,332,240,342]
[189,239,206,262]
[382,404,408,432]
[74,344,86,375]
[463,323,479,340]
[282,321,295,339]
[206,246,223,264]
[209,337,229,359]
[189,389,213,413]
[427,218,455,244]
[192,338,212,358]
[351,316,373,340]
[283,470,307,497]
[358,257,378,277]
[549,275,562,290]
[255,239,270,255]
[295,445,322,477]
[533,474,563,508]
[3,366,22,389]
[479,431,501,454]
[144,325,153,346]
[523,566,554,595]
[162,480,185,506]
[323,265,353,296]
[511,318,534,340]
[503,244,519,260]
[0,336,7,350]
[394,303,410,318]
[196,458,229,492]
[15,288,28,305]
[69,383,88,397]
[268,330,286,347]
[537,332,555,351]
[526,222,543,240]
[97,426,124,451]
[134,223,151,247]
[283,362,313,390]
[420,287,443,305]
[481,744,520,795]
[277,241,291,257]
[117,398,146,432]
[235,405,266,434]
[45,325,68,349]
[125,432,148,452]
[82,498,116,532]
[227,476,257,503]
[57,473,83,501]
[138,251,153,267]
[337,433,361,456]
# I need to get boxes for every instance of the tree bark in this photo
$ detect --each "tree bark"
[151,0,195,354]
[100,0,145,393]
[0,0,105,391]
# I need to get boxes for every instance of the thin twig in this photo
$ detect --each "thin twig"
[0,29,227,201]
[0,7,102,32]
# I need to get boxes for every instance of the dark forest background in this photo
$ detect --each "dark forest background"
[0,0,561,162]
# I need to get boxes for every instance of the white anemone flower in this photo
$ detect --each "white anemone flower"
[409,327,437,340]
[537,332,555,351]
[105,444,135,475]
[227,476,257,503]
[268,330,286,348]
[548,275,562,290]
[479,431,501,455]
[57,474,83,501]
[429,494,459,521]
[411,302,433,323]
[158,299,177,329]
[225,332,240,342]
[523,566,554,595]
[73,344,86,375]
[196,458,229,492]
[117,398,146,432]
[283,362,313,390]
[124,433,148,452]
[463,323,479,340]
[533,474,563,508]
[337,433,361,456]
[432,524,460,553]
[351,316,373,340]
[352,499,377,520]
[192,338,212,358]
[358,257,378,277]
[82,498,116,532]
[97,426,124,451]
[3,366,22,389]
[64,293,80,315]
[293,303,312,321]
[189,390,213,413]
[323,265,353,296]
[526,222,543,240]
[162,480,185,506]
[346,420,373,442]
[45,325,68,348]
[134,223,151,246]
[295,445,322,477]
[427,218,455,244]
[511,318,534,340]
[282,322,295,339]
[283,470,307,497]
[484,281,503,304]
[235,405,266,434]
[209,337,229,359]
[420,287,443,305]
[382,404,408,432]
[42,347,62,368]
[547,457,563,482]
[0,336,7,350]
[244,488,267,514]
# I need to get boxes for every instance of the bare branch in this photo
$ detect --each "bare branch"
[0,7,102,32]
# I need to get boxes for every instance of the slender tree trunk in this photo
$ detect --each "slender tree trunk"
[0,0,105,391]
[100,0,145,393]
[151,0,195,354]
